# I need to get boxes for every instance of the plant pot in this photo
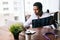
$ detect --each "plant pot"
[13,33,19,40]
[9,23,24,40]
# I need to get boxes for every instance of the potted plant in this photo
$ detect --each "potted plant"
[9,23,24,40]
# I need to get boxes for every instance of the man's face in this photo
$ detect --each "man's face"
[33,6,40,15]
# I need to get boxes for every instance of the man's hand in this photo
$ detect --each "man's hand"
[22,26,30,31]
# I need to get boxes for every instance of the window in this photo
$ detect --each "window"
[3,2,8,4]
[3,8,9,10]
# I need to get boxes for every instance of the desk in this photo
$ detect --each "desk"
[29,27,56,40]
[19,27,57,40]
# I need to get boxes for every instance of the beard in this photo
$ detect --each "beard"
[35,12,43,17]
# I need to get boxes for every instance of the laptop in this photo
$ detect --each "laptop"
[32,16,53,28]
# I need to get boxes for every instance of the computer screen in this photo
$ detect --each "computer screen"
[32,16,53,28]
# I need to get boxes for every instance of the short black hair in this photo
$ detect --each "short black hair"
[33,2,42,11]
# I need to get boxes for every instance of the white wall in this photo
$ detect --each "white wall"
[25,0,59,15]
[47,0,59,13]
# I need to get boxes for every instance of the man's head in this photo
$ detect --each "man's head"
[33,2,42,15]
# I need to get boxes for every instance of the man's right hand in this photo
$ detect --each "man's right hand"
[22,26,30,31]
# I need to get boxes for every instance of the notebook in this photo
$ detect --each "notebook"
[32,16,53,28]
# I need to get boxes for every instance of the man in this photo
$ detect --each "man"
[24,2,56,40]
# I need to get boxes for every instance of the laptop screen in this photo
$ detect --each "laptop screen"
[32,16,53,28]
